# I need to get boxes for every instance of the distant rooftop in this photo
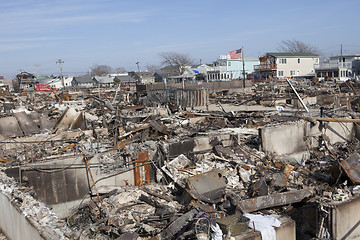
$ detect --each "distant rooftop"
[267,52,319,57]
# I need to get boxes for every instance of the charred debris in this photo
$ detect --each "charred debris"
[0,79,360,239]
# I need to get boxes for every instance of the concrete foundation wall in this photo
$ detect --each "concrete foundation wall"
[331,196,360,239]
[0,191,43,240]
[5,155,135,206]
[260,120,354,157]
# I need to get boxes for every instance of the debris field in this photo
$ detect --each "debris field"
[1,79,360,240]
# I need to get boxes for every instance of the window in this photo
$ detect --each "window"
[278,71,284,77]
[279,58,287,64]
[298,58,300,63]
[290,70,295,76]
[228,62,231,66]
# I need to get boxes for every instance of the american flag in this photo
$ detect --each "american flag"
[229,49,242,59]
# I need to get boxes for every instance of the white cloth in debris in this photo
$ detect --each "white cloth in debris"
[210,223,223,240]
[244,213,281,240]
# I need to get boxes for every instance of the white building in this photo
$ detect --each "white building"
[315,54,360,81]
[207,56,259,81]
[254,53,319,79]
[48,76,74,89]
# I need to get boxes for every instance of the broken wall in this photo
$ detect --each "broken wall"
[166,129,243,157]
[5,154,136,217]
[330,196,360,239]
[0,172,71,240]
[0,191,44,240]
[260,120,354,161]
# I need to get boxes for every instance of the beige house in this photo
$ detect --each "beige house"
[254,52,319,79]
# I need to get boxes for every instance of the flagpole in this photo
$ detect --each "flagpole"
[242,47,245,89]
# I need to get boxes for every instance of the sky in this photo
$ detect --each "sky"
[1,0,360,78]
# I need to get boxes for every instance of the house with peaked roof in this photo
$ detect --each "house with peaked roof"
[47,76,74,89]
[128,71,155,84]
[254,52,319,79]
[154,65,180,82]
[72,76,97,88]
[114,74,137,92]
[93,75,115,88]
[16,71,36,90]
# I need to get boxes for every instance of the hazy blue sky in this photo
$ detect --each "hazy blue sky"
[1,0,359,78]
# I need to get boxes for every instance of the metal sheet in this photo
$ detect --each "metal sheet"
[134,152,150,186]
[185,169,227,203]
[340,153,360,184]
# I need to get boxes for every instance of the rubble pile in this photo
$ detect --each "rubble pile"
[0,80,360,239]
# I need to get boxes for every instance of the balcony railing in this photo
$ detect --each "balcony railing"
[254,64,277,71]
[314,62,352,70]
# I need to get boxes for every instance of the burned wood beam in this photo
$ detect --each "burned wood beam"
[235,189,312,213]
[304,116,360,123]
[118,123,150,140]
[160,209,198,239]
[141,187,174,202]
[149,120,169,135]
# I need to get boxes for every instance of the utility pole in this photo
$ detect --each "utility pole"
[34,64,40,76]
[56,59,64,88]
[340,44,343,74]
[341,44,343,57]
[242,47,246,89]
[136,62,140,72]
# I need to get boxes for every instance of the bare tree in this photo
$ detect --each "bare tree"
[278,39,320,55]
[159,52,194,74]
[115,67,126,73]
[90,65,113,76]
[146,64,161,73]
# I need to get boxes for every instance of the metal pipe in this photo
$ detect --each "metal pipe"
[287,79,309,113]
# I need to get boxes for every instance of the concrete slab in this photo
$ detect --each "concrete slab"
[13,112,41,135]
[0,116,23,139]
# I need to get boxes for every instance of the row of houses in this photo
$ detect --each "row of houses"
[0,71,155,91]
[159,52,360,82]
[2,52,360,91]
